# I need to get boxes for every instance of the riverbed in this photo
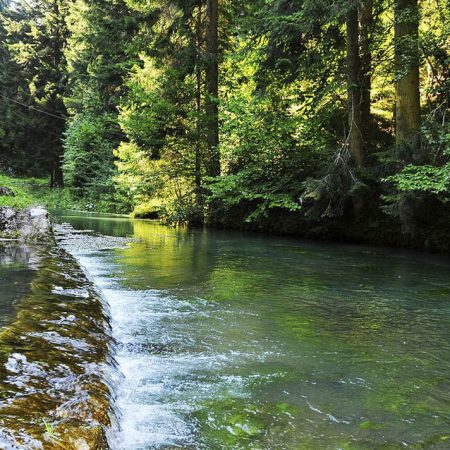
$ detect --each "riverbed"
[0,240,115,448]
[2,212,450,449]
[53,211,450,449]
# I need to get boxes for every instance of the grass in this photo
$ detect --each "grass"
[0,174,47,208]
[43,419,56,436]
[43,419,64,445]
[0,173,81,210]
[0,172,131,214]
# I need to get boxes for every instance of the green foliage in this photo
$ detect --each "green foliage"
[61,0,142,212]
[302,146,366,219]
[382,1,450,234]
[1,0,450,249]
[0,174,45,208]
[114,6,205,223]
[0,0,69,182]
[206,88,310,222]
[384,164,450,197]
[0,173,80,210]
[63,114,124,211]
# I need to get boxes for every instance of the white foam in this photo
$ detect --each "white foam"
[57,226,279,450]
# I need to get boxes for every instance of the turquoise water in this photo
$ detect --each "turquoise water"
[0,244,36,328]
[54,212,450,449]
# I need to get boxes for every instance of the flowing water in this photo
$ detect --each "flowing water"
[2,212,450,449]
[49,211,450,450]
[0,242,114,448]
[0,244,36,329]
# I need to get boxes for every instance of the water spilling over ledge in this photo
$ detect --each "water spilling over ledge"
[4,211,450,449]
[0,243,117,449]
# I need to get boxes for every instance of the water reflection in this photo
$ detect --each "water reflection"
[0,244,37,328]
[54,212,450,449]
[0,244,114,449]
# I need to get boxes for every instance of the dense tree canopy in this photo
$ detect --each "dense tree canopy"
[0,0,449,249]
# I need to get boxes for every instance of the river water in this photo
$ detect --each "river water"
[49,211,450,450]
[0,245,36,329]
[2,212,450,449]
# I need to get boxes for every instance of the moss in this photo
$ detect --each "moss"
[193,398,299,448]
[0,246,114,449]
[0,230,20,239]
[359,420,384,430]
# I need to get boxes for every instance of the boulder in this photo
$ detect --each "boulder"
[0,186,15,197]
[0,207,53,242]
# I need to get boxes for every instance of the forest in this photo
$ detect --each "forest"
[1,2,450,448]
[0,0,449,250]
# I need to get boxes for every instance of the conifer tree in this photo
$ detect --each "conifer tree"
[1,0,69,183]
[394,0,421,149]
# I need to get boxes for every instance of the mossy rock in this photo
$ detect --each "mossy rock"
[0,186,15,197]
[0,206,53,242]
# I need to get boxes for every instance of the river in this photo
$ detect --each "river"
[3,211,450,449]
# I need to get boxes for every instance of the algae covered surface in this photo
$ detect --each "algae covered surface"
[0,242,115,449]
[53,212,450,450]
[3,211,450,449]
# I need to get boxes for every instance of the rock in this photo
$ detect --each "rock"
[0,206,53,242]
[0,186,15,196]
[0,244,33,265]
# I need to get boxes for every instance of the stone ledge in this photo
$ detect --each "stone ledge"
[0,206,53,242]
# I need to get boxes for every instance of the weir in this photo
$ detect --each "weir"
[0,242,117,449]
[2,211,450,449]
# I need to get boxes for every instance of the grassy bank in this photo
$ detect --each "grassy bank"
[0,174,82,210]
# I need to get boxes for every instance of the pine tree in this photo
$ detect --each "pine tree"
[1,0,69,183]
[394,0,421,149]
[63,0,139,208]
[346,2,364,167]
[205,0,220,177]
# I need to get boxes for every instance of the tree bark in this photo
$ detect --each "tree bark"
[205,0,220,177]
[195,5,203,214]
[52,158,64,187]
[359,0,372,138]
[346,3,364,167]
[50,0,65,188]
[394,0,420,148]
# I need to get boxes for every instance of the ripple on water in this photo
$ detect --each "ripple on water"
[55,240,282,449]
[53,217,450,450]
[0,245,116,449]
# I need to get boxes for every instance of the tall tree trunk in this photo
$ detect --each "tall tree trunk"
[50,0,65,188]
[195,69,202,191]
[52,157,64,187]
[359,0,372,139]
[394,0,420,148]
[205,0,220,177]
[346,3,364,167]
[195,5,203,217]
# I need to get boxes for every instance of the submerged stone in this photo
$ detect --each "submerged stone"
[0,244,116,449]
[0,207,52,242]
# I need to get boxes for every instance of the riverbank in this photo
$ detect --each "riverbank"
[1,172,448,254]
[207,204,450,255]
[0,174,84,211]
